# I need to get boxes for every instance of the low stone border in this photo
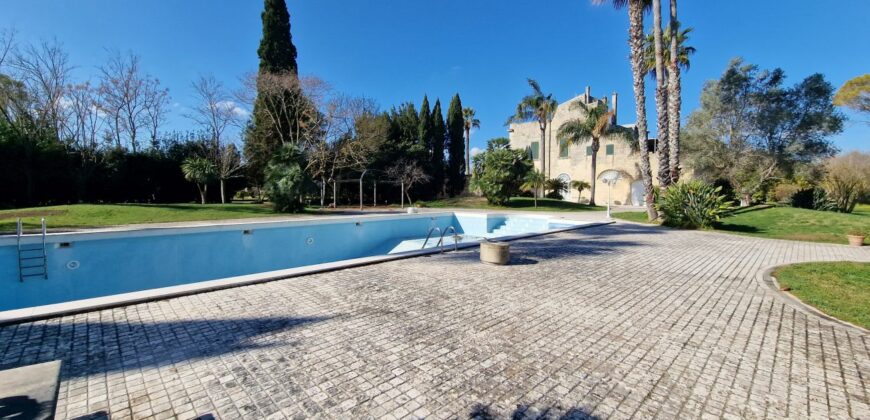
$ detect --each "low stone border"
[758,263,869,334]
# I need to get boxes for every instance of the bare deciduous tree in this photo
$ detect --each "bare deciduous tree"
[0,28,14,70]
[387,160,431,207]
[186,74,245,203]
[98,51,159,152]
[303,88,384,207]
[142,78,170,149]
[10,38,72,142]
[65,82,104,154]
[246,71,324,146]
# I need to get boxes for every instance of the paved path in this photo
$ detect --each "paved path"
[1,223,868,419]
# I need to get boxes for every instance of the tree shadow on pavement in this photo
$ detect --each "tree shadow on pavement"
[469,403,601,420]
[0,316,333,380]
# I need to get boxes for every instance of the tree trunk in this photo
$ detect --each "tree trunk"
[589,140,599,206]
[539,126,546,177]
[320,177,326,208]
[652,0,670,187]
[220,179,226,204]
[198,184,207,205]
[667,0,682,183]
[465,128,471,176]
[628,0,659,221]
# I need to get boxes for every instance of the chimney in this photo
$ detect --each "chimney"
[611,92,618,125]
[584,86,591,103]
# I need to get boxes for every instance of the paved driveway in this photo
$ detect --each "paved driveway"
[1,223,868,419]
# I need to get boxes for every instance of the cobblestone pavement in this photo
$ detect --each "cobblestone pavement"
[1,223,869,419]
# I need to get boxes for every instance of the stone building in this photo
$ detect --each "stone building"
[508,86,663,206]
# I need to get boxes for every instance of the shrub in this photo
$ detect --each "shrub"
[711,178,736,202]
[264,144,309,213]
[544,178,568,200]
[656,180,731,229]
[790,187,836,211]
[773,183,801,203]
[544,191,563,200]
[470,148,532,205]
[823,151,870,213]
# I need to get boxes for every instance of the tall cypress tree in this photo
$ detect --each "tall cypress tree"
[417,95,435,198]
[257,0,298,74]
[431,99,447,197]
[244,0,300,185]
[446,94,466,196]
[418,95,432,153]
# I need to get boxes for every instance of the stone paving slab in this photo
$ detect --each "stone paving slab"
[1,223,869,419]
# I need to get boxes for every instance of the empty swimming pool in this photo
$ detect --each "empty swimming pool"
[0,212,598,321]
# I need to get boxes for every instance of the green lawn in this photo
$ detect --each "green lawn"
[773,262,870,330]
[419,196,605,212]
[612,211,657,224]
[0,203,292,233]
[614,205,870,245]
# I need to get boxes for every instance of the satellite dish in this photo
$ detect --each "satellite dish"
[598,169,622,185]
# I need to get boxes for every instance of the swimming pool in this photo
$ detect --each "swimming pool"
[0,212,599,322]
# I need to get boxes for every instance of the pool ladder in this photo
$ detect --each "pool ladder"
[16,218,48,282]
[421,226,459,253]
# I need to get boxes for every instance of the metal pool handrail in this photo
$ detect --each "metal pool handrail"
[437,226,459,252]
[421,226,442,250]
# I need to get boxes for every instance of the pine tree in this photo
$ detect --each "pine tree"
[446,94,466,196]
[244,0,301,186]
[431,99,447,197]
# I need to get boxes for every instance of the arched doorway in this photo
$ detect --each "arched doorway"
[630,180,645,206]
[557,173,572,201]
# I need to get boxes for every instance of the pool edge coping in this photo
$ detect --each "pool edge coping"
[0,220,613,326]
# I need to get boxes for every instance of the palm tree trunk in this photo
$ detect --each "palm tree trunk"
[589,140,599,206]
[667,0,682,183]
[220,179,226,204]
[652,0,670,187]
[628,0,659,221]
[539,126,546,177]
[198,184,207,205]
[465,128,471,176]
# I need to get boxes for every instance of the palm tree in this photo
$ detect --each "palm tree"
[507,79,559,178]
[462,107,480,175]
[650,0,670,186]
[522,170,546,208]
[544,178,568,199]
[557,100,635,206]
[181,157,218,205]
[594,0,659,221]
[571,180,591,204]
[643,25,694,184]
[668,1,684,184]
[642,27,695,77]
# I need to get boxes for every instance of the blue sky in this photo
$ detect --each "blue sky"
[3,0,868,153]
